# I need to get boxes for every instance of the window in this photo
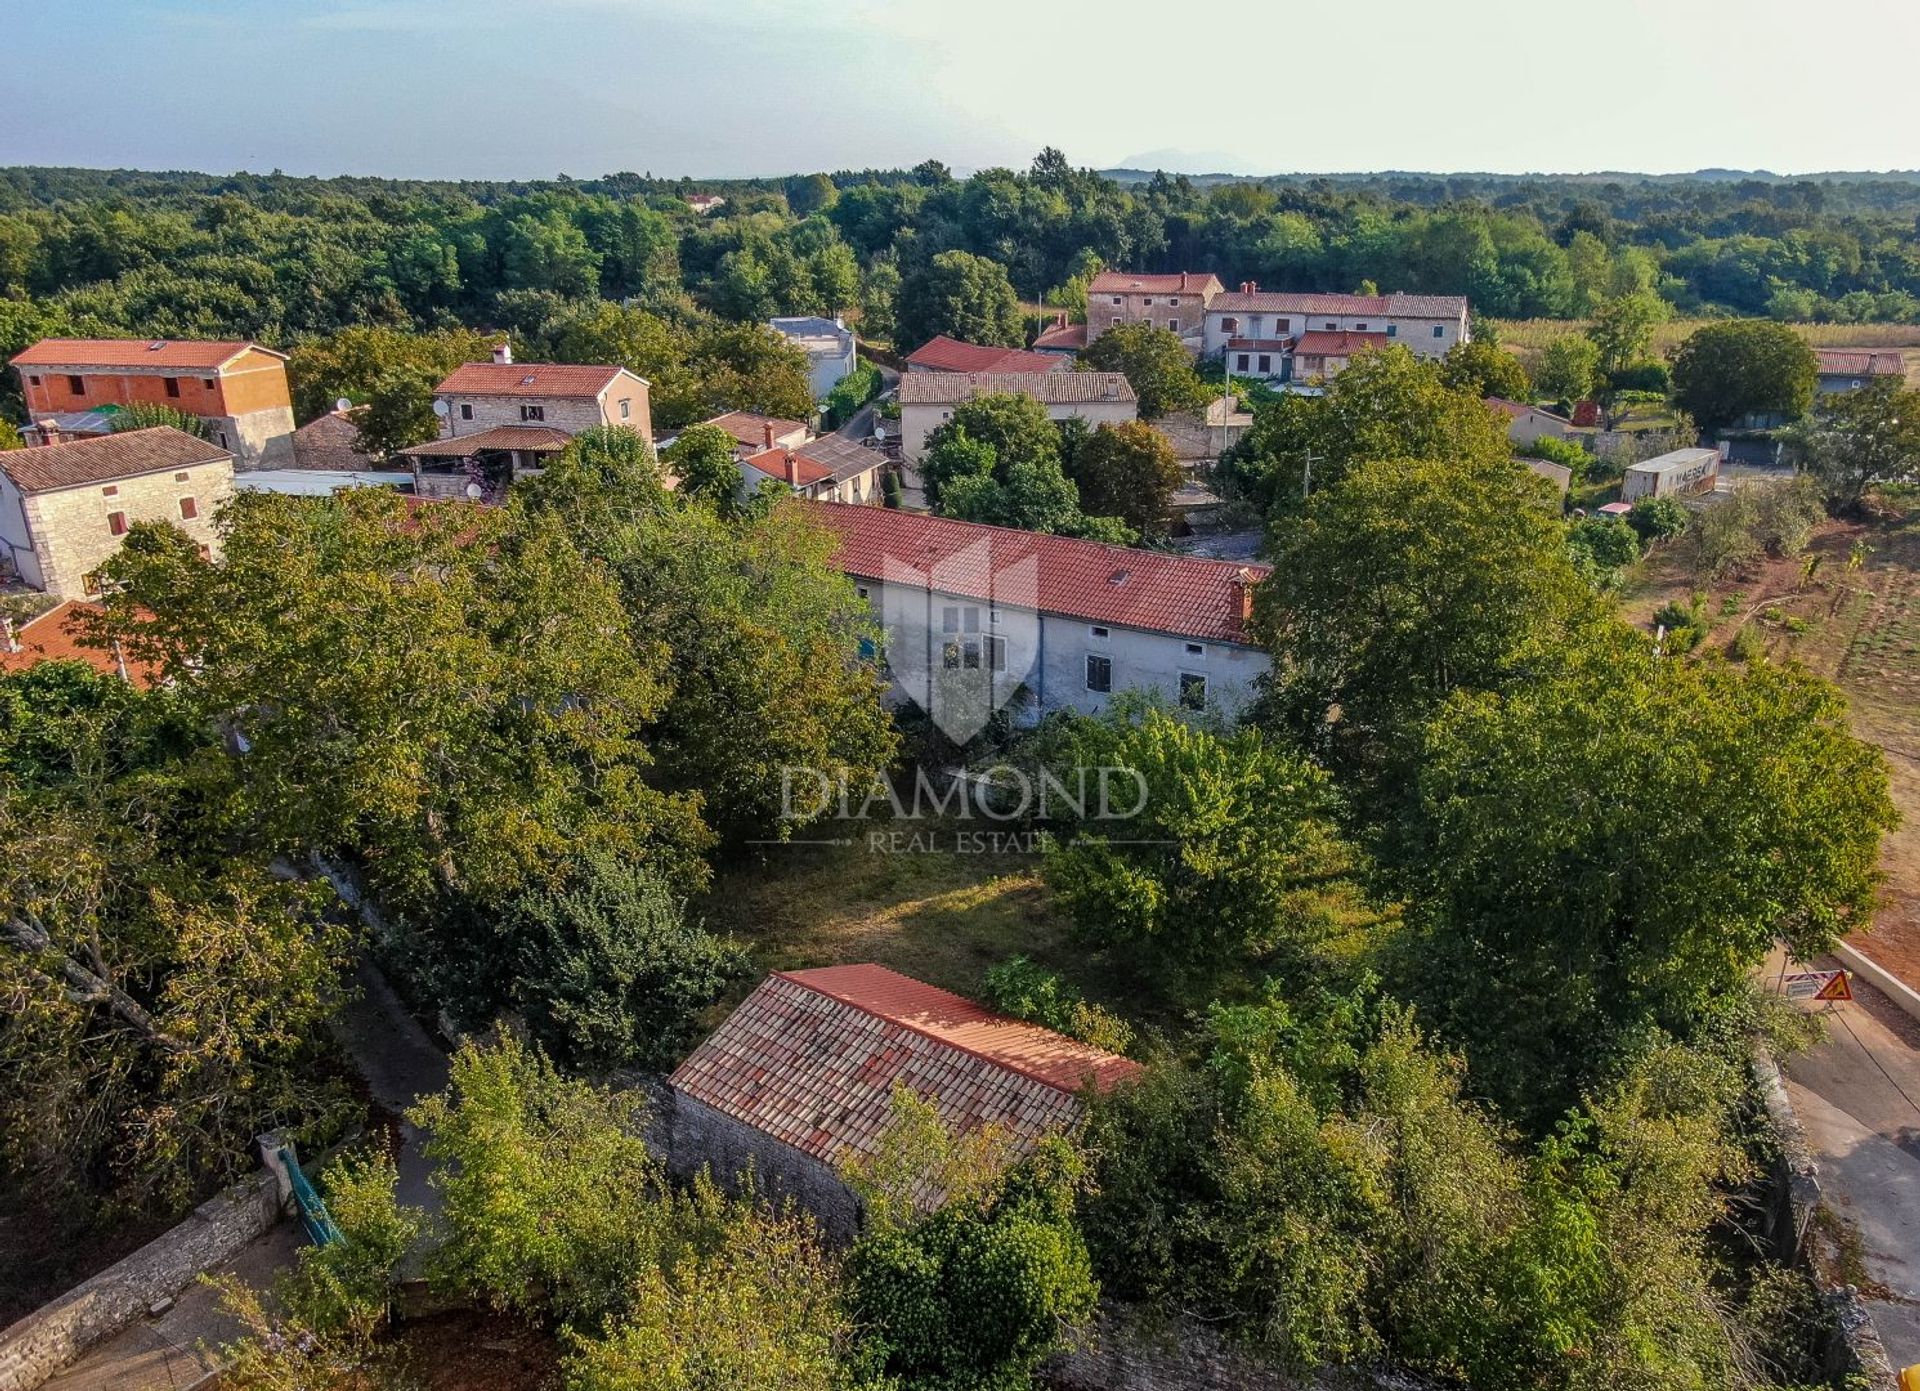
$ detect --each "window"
[101,485,118,497]
[83,571,103,597]
[962,607,981,633]
[1143,297,1154,306]
[203,378,216,389]
[1185,642,1205,657]
[459,403,473,420]
[962,639,982,670]
[619,399,631,419]
[1221,316,1239,334]
[179,496,198,520]
[942,606,959,633]
[1235,354,1249,372]
[1169,297,1181,307]
[27,375,40,387]
[857,636,877,661]
[1167,318,1179,332]
[1386,325,1397,338]
[988,636,1008,672]
[1089,625,1109,640]
[1277,318,1291,332]
[197,544,212,561]
[1110,296,1122,305]
[1257,355,1272,375]
[1354,322,1368,331]
[107,511,128,536]
[1086,654,1113,693]
[1179,672,1207,710]
[164,377,181,398]
[1324,321,1337,331]
[1433,325,1445,338]
[66,375,84,394]
[856,585,870,600]
[216,431,229,449]
[174,471,190,482]
[520,404,545,421]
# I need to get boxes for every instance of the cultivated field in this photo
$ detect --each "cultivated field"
[1621,501,1920,981]
[1490,318,1920,385]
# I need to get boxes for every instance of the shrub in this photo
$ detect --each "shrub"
[1605,359,1671,395]
[1516,433,1588,473]
[1756,475,1826,558]
[982,956,1134,1054]
[822,359,883,431]
[1730,624,1766,662]
[1626,495,1690,545]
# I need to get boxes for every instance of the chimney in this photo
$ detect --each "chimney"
[1248,280,1259,294]
[1234,567,1259,623]
[1239,281,1249,294]
[784,451,801,486]
[0,616,17,654]
[35,419,59,447]
[492,340,513,366]
[762,421,775,449]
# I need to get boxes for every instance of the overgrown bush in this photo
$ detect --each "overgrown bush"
[982,955,1133,1054]
[822,358,883,430]
[1627,494,1690,545]
[1516,433,1588,473]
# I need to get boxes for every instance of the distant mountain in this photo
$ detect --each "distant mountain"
[1111,149,1257,178]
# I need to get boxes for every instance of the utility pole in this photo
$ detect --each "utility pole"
[1301,450,1324,501]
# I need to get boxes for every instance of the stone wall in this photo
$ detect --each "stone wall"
[23,460,233,598]
[666,1092,862,1245]
[0,1172,282,1391]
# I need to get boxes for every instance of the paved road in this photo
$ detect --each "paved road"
[1783,971,1920,1371]
[332,957,452,1220]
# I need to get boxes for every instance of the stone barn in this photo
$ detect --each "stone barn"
[667,963,1139,1242]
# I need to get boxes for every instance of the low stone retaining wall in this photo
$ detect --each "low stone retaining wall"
[0,1172,282,1391]
[1834,942,1920,1027]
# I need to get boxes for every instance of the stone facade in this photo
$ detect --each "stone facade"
[437,375,650,443]
[0,458,234,597]
[1086,274,1225,351]
[0,1173,281,1391]
[665,1092,863,1245]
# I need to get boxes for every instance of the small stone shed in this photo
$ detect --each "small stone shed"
[667,963,1139,1243]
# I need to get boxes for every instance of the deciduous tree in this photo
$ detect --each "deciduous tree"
[1079,322,1209,419]
[895,249,1023,350]
[1670,319,1818,432]
[1069,420,1184,535]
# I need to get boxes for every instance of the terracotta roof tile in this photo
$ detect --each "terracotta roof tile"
[0,601,155,687]
[906,336,1066,374]
[1293,330,1389,357]
[434,362,632,398]
[670,965,1138,1169]
[0,427,231,494]
[702,411,811,451]
[1210,290,1468,318]
[1088,271,1225,296]
[896,371,1134,406]
[1813,349,1905,377]
[396,425,572,457]
[810,502,1267,643]
[1031,322,1089,352]
[10,338,284,370]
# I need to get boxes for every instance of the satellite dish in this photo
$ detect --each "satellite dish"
[334,397,352,414]
[432,399,450,417]
[465,482,483,500]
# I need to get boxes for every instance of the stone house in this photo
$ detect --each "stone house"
[698,410,813,457]
[740,433,886,505]
[397,346,651,500]
[895,371,1137,460]
[1488,396,1574,446]
[811,502,1271,725]
[904,335,1065,375]
[0,599,156,686]
[668,964,1139,1242]
[11,338,294,466]
[1203,287,1471,381]
[1813,348,1905,396]
[1084,271,1226,352]
[0,427,233,597]
[770,316,859,400]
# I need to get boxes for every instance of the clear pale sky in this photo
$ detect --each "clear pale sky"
[7,0,1918,180]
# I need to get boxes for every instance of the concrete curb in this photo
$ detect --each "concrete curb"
[1834,942,1920,1025]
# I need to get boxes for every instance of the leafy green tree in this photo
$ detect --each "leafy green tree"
[922,391,1060,483]
[1535,333,1600,405]
[1256,454,1600,797]
[441,851,746,1073]
[0,419,21,450]
[1670,320,1818,431]
[1044,710,1371,984]
[783,172,839,217]
[1586,290,1669,379]
[858,254,902,344]
[1626,495,1690,545]
[661,422,745,515]
[919,427,999,509]
[845,1091,1097,1391]
[1564,517,1642,588]
[1222,346,1512,515]
[1078,322,1209,419]
[1070,420,1184,535]
[981,956,1132,1053]
[1791,376,1920,509]
[106,401,213,438]
[895,249,1023,350]
[94,491,711,916]
[286,325,495,455]
[1398,632,1895,1119]
[1438,340,1531,401]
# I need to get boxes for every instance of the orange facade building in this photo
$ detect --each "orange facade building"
[11,338,295,466]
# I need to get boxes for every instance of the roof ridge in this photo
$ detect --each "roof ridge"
[808,500,1258,572]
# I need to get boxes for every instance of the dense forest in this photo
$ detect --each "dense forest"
[4,154,1920,422]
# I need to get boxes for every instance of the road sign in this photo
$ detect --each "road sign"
[1782,969,1852,1002]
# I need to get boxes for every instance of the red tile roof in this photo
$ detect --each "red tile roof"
[744,446,835,487]
[810,502,1268,643]
[434,362,633,398]
[0,427,232,494]
[1485,396,1569,422]
[1088,271,1225,297]
[1031,322,1089,352]
[1210,290,1468,318]
[896,371,1134,406]
[0,601,156,687]
[10,338,285,370]
[701,411,811,452]
[670,965,1139,1168]
[1813,349,1905,378]
[906,336,1065,375]
[1293,330,1390,358]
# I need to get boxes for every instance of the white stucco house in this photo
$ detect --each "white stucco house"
[770,317,858,401]
[810,502,1270,727]
[1204,287,1470,382]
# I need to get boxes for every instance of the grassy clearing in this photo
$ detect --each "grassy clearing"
[1490,318,1920,384]
[1622,500,1920,981]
